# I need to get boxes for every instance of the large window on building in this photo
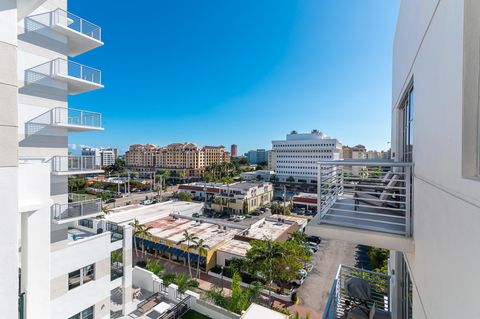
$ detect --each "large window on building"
[401,85,414,162]
[68,264,95,290]
[69,306,94,319]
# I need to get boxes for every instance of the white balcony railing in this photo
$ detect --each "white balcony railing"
[315,160,413,237]
[51,156,102,174]
[323,265,391,319]
[52,107,102,129]
[26,58,102,94]
[25,9,103,56]
[53,198,102,222]
[52,8,101,41]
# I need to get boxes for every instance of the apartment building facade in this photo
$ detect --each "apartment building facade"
[272,130,342,183]
[125,143,230,177]
[0,1,133,318]
[306,1,480,318]
[81,147,118,167]
[179,181,274,214]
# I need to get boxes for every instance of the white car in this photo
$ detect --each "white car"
[235,215,246,221]
[308,242,319,251]
[298,269,308,278]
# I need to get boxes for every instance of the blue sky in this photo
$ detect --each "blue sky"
[69,1,400,155]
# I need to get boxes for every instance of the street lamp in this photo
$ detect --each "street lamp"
[220,265,224,291]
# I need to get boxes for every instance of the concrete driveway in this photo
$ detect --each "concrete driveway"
[289,239,356,319]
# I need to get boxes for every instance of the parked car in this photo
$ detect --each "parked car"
[251,211,261,216]
[306,236,321,244]
[235,215,246,221]
[106,198,116,204]
[141,199,153,205]
[308,242,319,252]
[192,213,200,218]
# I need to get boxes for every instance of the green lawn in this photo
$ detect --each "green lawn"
[180,310,211,319]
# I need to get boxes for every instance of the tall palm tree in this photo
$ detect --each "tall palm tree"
[178,230,199,278]
[129,218,142,258]
[192,238,210,278]
[137,224,153,259]
[247,240,285,305]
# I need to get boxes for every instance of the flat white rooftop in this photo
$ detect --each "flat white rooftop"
[241,303,289,319]
[105,201,203,226]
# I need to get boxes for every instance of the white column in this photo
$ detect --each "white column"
[19,163,51,319]
[0,0,18,317]
[122,225,135,314]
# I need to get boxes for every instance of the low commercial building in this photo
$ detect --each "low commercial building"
[179,181,274,214]
[292,193,318,212]
[216,215,308,267]
[138,216,238,271]
[240,170,275,181]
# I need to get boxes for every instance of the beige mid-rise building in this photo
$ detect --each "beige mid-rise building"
[125,143,230,176]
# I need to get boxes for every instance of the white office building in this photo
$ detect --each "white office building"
[272,130,341,183]
[82,147,118,167]
[0,1,133,318]
[306,1,480,318]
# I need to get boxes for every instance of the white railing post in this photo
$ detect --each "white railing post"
[405,165,412,237]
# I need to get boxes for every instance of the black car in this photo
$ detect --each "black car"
[251,211,261,216]
[306,236,321,244]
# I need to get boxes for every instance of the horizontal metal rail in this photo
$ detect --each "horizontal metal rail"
[317,161,413,236]
[27,58,102,85]
[51,155,101,172]
[53,198,102,221]
[322,265,391,319]
[53,8,101,41]
[52,107,102,128]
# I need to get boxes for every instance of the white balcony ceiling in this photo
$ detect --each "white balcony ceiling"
[51,23,103,57]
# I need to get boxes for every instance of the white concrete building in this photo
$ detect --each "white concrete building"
[272,130,342,183]
[306,1,480,318]
[82,147,118,167]
[0,1,133,318]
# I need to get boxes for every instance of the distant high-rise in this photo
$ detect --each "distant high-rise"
[272,130,342,183]
[230,144,238,157]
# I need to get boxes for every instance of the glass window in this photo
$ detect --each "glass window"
[68,264,95,290]
[401,85,414,162]
[69,306,94,319]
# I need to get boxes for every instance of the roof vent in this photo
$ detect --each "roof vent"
[290,130,298,134]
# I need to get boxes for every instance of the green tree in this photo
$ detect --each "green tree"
[137,224,153,259]
[178,230,199,278]
[246,240,285,305]
[191,238,210,278]
[146,259,165,277]
[174,273,199,293]
[206,272,260,314]
[286,176,295,183]
[177,191,194,202]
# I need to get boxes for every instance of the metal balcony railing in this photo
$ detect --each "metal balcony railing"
[323,265,391,319]
[51,155,101,173]
[52,107,102,129]
[52,198,102,221]
[316,160,413,237]
[27,58,102,85]
[52,8,101,41]
[25,9,101,41]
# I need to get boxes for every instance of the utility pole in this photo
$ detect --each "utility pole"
[127,172,130,195]
[203,183,207,212]
[117,173,120,194]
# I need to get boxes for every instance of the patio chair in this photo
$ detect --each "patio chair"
[353,175,400,210]
[354,171,394,193]
[343,277,390,319]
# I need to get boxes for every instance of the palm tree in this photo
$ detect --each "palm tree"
[129,218,142,258]
[192,238,210,278]
[178,230,199,278]
[174,273,199,294]
[137,224,153,259]
[247,240,285,305]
